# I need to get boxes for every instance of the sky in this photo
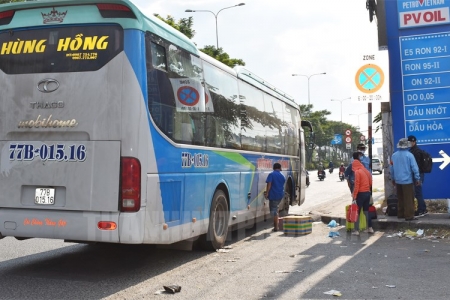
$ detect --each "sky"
[131,0,383,140]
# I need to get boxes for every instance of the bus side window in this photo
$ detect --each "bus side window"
[286,105,300,156]
[151,42,167,70]
[173,112,195,143]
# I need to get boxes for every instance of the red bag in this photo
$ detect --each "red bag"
[347,202,359,223]
[369,205,377,219]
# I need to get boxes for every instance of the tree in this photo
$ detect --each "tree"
[299,104,363,168]
[154,14,195,39]
[199,45,245,68]
[373,111,382,133]
[0,0,25,3]
[154,14,245,68]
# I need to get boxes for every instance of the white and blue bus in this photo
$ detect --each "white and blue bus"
[0,0,313,249]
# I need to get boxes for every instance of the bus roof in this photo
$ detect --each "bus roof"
[0,0,199,55]
[200,54,297,106]
[234,66,296,104]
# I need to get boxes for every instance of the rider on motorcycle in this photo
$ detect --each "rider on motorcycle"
[339,163,346,174]
[317,162,326,178]
[339,163,345,180]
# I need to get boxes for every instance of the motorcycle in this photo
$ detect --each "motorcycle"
[339,172,345,181]
[306,171,310,187]
[318,170,326,181]
[329,167,334,174]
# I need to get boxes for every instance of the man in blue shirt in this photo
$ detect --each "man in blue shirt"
[390,138,421,221]
[265,163,286,232]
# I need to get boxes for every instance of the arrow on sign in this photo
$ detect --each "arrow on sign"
[433,150,450,170]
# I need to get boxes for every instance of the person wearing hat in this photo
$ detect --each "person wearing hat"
[408,135,428,216]
[356,143,371,172]
[344,143,371,193]
[390,138,421,221]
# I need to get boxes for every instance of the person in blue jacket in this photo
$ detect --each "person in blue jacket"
[356,143,371,172]
[390,138,421,221]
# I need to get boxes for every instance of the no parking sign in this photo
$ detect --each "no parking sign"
[170,78,206,112]
[352,51,390,103]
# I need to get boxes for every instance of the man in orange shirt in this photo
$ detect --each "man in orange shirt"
[351,151,374,235]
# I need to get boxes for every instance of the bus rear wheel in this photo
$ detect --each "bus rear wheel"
[199,190,229,251]
[278,192,290,217]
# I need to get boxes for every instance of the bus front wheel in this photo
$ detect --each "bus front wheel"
[200,190,230,250]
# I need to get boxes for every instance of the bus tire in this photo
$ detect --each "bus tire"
[200,190,229,251]
[278,192,290,217]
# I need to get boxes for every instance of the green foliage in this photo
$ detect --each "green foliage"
[300,104,364,167]
[154,14,245,68]
[373,111,382,133]
[199,45,245,68]
[153,14,196,39]
[0,0,25,3]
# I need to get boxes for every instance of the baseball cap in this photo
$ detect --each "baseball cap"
[408,135,417,142]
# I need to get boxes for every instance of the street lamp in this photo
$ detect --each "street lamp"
[185,3,245,49]
[349,112,368,129]
[292,72,326,105]
[331,97,351,122]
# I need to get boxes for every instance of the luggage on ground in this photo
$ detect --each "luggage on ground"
[283,216,312,236]
[369,205,377,219]
[386,194,398,216]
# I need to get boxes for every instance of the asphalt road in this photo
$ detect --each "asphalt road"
[1,172,450,299]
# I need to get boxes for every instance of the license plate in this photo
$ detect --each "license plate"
[35,188,55,205]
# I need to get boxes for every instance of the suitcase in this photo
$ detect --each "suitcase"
[386,194,398,216]
[283,216,312,236]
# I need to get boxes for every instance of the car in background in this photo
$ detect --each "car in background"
[372,158,382,174]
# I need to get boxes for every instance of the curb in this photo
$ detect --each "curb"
[321,215,450,231]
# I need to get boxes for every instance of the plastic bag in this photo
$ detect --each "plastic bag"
[346,206,367,232]
[346,202,359,223]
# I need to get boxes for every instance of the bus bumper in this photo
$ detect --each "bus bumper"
[0,208,121,243]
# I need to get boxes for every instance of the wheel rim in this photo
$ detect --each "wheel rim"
[213,198,226,236]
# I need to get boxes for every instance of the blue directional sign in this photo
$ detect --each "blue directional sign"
[331,134,342,145]
[400,33,450,145]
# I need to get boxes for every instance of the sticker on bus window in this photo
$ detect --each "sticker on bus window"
[0,25,123,74]
[170,78,206,113]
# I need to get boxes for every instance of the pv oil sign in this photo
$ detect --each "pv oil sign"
[385,0,450,198]
[398,0,450,28]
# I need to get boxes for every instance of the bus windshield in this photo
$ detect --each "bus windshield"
[0,24,123,74]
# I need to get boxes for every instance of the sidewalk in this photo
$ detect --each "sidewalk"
[320,209,450,231]
[291,192,450,231]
